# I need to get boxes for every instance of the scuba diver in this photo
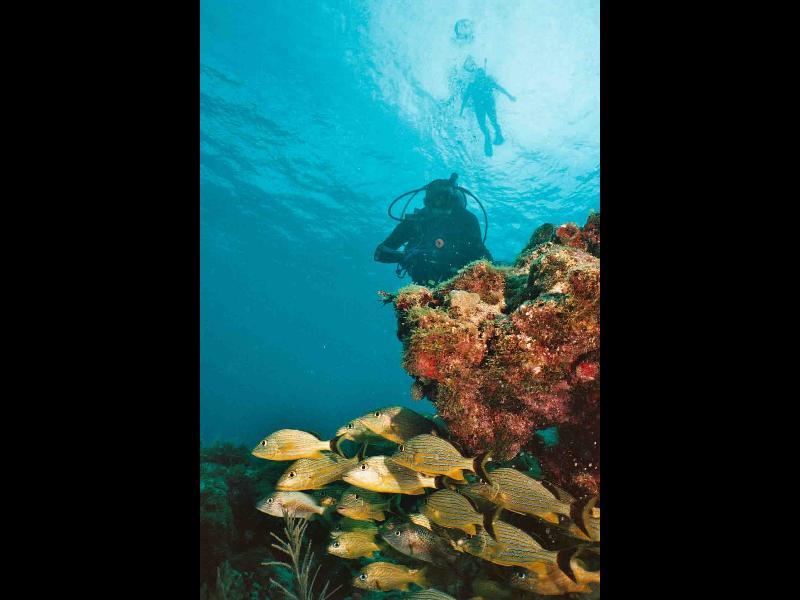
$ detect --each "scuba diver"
[459,56,516,157]
[374,173,492,286]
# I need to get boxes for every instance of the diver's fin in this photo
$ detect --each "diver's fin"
[329,435,345,457]
[474,451,494,484]
[556,546,581,584]
[571,495,599,538]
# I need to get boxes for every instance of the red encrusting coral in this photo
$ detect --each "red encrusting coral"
[389,213,600,498]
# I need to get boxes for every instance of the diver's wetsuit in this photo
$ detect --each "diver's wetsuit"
[376,206,492,285]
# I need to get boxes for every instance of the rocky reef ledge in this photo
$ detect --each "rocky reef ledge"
[387,213,600,498]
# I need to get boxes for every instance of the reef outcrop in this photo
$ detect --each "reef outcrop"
[390,213,600,498]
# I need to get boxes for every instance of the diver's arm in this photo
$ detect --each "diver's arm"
[494,81,516,102]
[374,221,411,263]
[374,244,405,263]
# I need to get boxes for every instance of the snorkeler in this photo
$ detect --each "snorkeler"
[374,173,492,286]
[459,57,516,157]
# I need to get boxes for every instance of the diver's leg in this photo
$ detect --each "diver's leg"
[474,105,493,157]
[488,100,504,145]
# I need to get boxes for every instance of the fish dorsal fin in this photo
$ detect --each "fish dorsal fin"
[300,429,323,439]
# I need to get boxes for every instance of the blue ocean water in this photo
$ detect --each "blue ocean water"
[200,0,599,447]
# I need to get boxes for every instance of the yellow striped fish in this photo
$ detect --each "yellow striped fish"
[255,491,325,520]
[353,562,429,592]
[331,517,379,537]
[421,489,484,535]
[327,530,382,559]
[251,429,340,461]
[391,434,488,481]
[335,486,396,521]
[462,468,571,524]
[457,520,572,572]
[342,455,441,495]
[276,452,359,491]
[354,406,438,444]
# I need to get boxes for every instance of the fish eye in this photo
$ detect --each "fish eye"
[359,574,367,581]
[354,494,360,500]
[288,471,296,478]
[260,440,266,446]
[399,444,404,452]
[374,411,381,417]
[395,530,401,537]
[347,423,354,429]
[359,463,367,470]
[517,572,527,579]
[267,498,274,503]
[333,541,340,548]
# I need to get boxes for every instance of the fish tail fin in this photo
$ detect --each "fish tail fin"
[357,441,369,461]
[474,451,494,483]
[482,505,503,540]
[433,475,448,490]
[556,546,581,584]
[570,495,599,538]
[329,435,345,456]
[415,565,429,587]
[389,494,407,517]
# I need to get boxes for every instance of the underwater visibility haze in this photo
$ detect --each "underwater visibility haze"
[200,1,599,597]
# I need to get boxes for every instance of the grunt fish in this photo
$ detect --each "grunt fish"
[509,561,595,595]
[335,486,397,521]
[331,517,379,537]
[353,562,429,592]
[378,520,462,567]
[327,530,382,559]
[276,445,365,491]
[421,489,484,535]
[354,406,438,444]
[251,429,341,461]
[255,491,325,520]
[342,455,442,495]
[457,520,578,578]
[462,468,571,524]
[391,434,490,481]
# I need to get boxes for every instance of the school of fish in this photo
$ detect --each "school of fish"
[252,405,601,597]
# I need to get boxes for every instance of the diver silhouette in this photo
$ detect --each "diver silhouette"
[374,173,492,286]
[459,57,516,157]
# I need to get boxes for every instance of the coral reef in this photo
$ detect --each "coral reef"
[391,214,600,498]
